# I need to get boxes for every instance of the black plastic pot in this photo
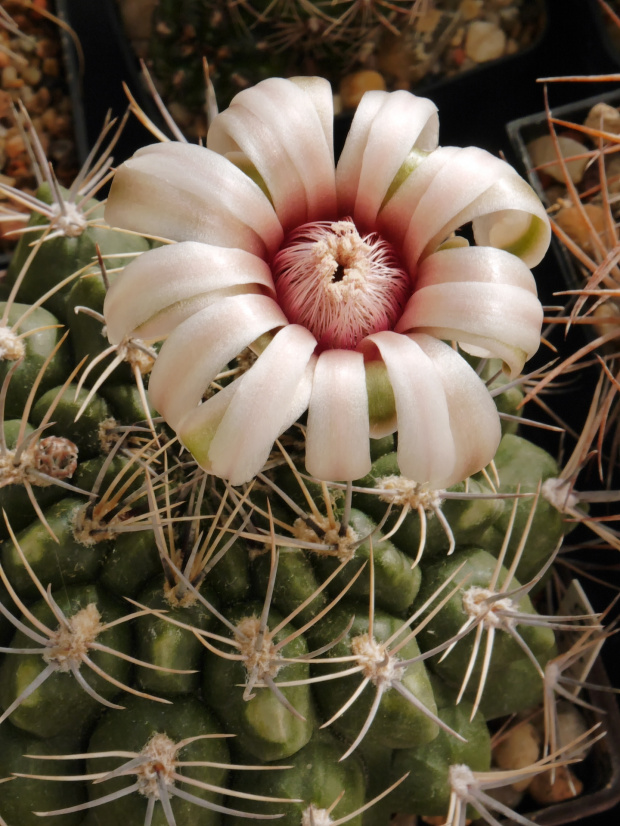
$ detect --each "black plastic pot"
[507,87,620,294]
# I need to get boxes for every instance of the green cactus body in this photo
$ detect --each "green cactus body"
[204,602,316,761]
[0,584,133,737]
[308,602,440,751]
[3,185,149,321]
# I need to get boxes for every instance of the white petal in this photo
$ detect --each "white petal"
[205,325,317,484]
[104,242,276,344]
[148,294,288,428]
[470,176,551,268]
[306,349,371,481]
[411,334,502,488]
[398,147,520,267]
[363,331,456,486]
[351,92,439,232]
[376,146,460,251]
[398,248,543,377]
[399,283,543,378]
[179,340,317,484]
[414,245,539,294]
[105,142,283,258]
[337,90,438,228]
[207,78,337,228]
[289,76,335,163]
[336,90,387,217]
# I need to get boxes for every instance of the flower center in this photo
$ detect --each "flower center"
[271,219,412,350]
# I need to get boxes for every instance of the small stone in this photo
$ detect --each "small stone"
[2,64,23,89]
[415,8,443,35]
[36,38,59,59]
[554,202,608,255]
[529,765,583,805]
[4,133,25,160]
[527,134,589,185]
[450,26,465,47]
[339,70,386,110]
[465,20,507,62]
[585,102,620,135]
[0,90,12,119]
[21,64,42,86]
[42,57,59,77]
[459,0,483,21]
[27,85,51,114]
[493,722,541,791]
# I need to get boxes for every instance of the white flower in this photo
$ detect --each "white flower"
[103,77,549,486]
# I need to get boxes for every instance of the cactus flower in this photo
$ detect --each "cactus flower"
[103,77,549,486]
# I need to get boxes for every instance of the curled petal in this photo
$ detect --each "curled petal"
[414,245,539,294]
[104,241,276,344]
[289,76,335,163]
[376,146,460,251]
[378,146,550,271]
[337,90,439,232]
[179,325,317,485]
[148,294,288,428]
[208,78,337,228]
[469,177,551,268]
[336,91,385,218]
[306,350,371,481]
[398,247,544,377]
[105,142,283,258]
[363,331,456,485]
[411,334,502,488]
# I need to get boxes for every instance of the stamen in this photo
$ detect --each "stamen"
[272,219,411,350]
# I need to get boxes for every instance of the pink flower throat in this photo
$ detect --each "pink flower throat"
[271,219,412,350]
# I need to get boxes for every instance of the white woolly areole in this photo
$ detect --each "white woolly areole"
[0,326,25,361]
[350,633,405,688]
[43,603,102,671]
[542,477,579,513]
[49,201,88,237]
[449,763,477,797]
[462,586,516,630]
[235,616,281,680]
[302,805,333,826]
[376,474,444,510]
[136,733,179,798]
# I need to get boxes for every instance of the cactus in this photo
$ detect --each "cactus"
[0,70,615,826]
